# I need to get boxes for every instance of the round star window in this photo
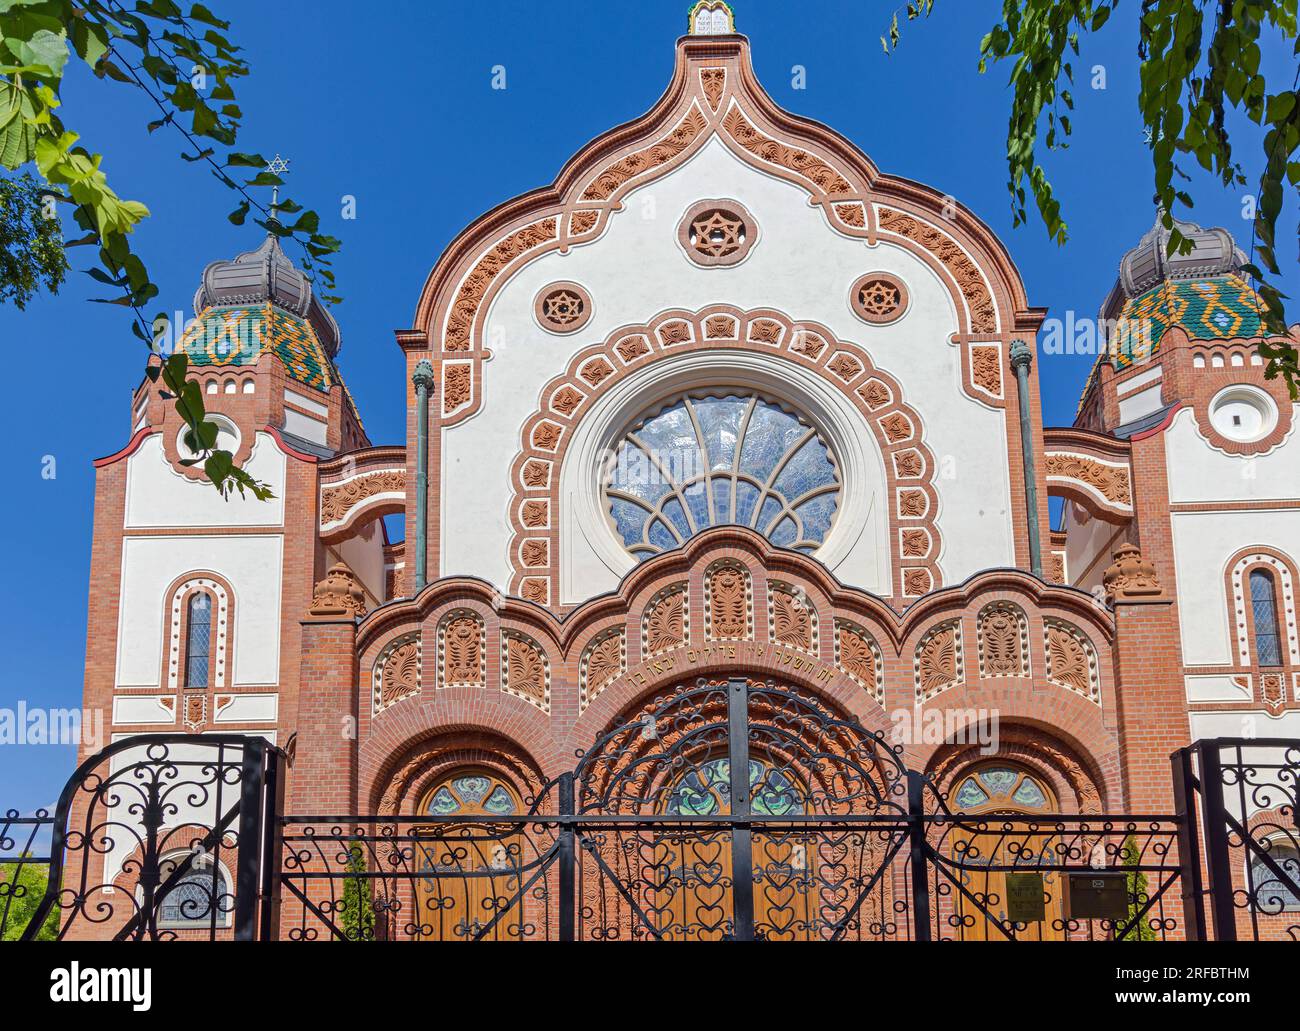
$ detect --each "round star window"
[850,272,909,324]
[603,392,840,560]
[535,281,593,333]
[677,199,757,267]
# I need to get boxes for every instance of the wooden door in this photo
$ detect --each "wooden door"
[949,765,1064,941]
[657,758,816,940]
[415,771,522,940]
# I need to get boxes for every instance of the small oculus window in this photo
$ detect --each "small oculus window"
[176,414,241,460]
[1208,385,1276,443]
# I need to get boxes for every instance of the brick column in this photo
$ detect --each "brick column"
[293,564,365,812]
[1105,544,1189,811]
[284,564,365,941]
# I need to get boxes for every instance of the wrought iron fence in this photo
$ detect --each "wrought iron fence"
[1173,738,1300,942]
[3,688,1297,942]
[0,734,282,941]
[275,679,1191,941]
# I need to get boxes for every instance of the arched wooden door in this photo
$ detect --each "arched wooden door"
[950,764,1064,941]
[414,771,523,940]
[658,757,817,941]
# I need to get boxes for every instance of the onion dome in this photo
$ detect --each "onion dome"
[1112,211,1246,302]
[193,232,339,357]
[179,230,345,397]
[1099,213,1263,370]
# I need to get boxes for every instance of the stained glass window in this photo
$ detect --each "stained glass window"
[1250,843,1300,911]
[1250,569,1283,667]
[952,766,1053,814]
[185,592,212,688]
[664,758,802,816]
[604,393,840,559]
[158,854,229,927]
[421,771,518,816]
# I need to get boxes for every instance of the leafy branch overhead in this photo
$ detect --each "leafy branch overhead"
[883,0,1300,396]
[0,0,344,498]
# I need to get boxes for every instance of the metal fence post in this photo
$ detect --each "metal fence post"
[1195,740,1237,941]
[907,771,932,942]
[233,740,268,941]
[258,745,285,941]
[1169,745,1207,941]
[727,677,755,941]
[558,771,576,942]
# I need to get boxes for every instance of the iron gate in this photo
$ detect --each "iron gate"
[275,679,1195,942]
[4,685,1298,941]
[1,734,282,941]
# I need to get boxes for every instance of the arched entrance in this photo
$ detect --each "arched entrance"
[572,676,910,941]
[412,770,525,941]
[947,763,1065,941]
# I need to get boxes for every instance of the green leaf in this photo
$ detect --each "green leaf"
[6,28,70,77]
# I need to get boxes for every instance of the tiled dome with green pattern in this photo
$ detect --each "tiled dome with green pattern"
[1109,273,1264,369]
[179,301,337,391]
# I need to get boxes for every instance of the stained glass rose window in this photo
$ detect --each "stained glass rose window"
[603,393,840,559]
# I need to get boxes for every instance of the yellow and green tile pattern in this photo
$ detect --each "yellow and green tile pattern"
[180,302,336,391]
[1109,273,1264,369]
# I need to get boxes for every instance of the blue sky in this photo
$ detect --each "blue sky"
[0,0,1295,813]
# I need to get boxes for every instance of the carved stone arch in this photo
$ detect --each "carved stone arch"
[1042,617,1101,704]
[976,601,1029,678]
[373,731,546,817]
[927,724,1109,816]
[1042,428,1134,525]
[509,305,942,606]
[319,446,407,543]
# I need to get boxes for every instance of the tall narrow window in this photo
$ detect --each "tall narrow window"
[185,592,212,688]
[1250,569,1283,667]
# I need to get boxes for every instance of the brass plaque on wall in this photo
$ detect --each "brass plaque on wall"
[1065,871,1129,920]
[1004,872,1046,923]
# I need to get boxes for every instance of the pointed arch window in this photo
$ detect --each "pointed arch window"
[185,592,213,688]
[1250,569,1283,667]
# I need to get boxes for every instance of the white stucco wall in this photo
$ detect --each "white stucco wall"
[333,523,387,606]
[124,431,286,528]
[1165,405,1300,504]
[439,138,1016,597]
[1165,406,1300,668]
[1170,508,1300,666]
[115,534,284,688]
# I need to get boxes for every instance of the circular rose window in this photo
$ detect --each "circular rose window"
[604,392,840,560]
[535,281,593,333]
[677,199,757,267]
[850,273,909,324]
